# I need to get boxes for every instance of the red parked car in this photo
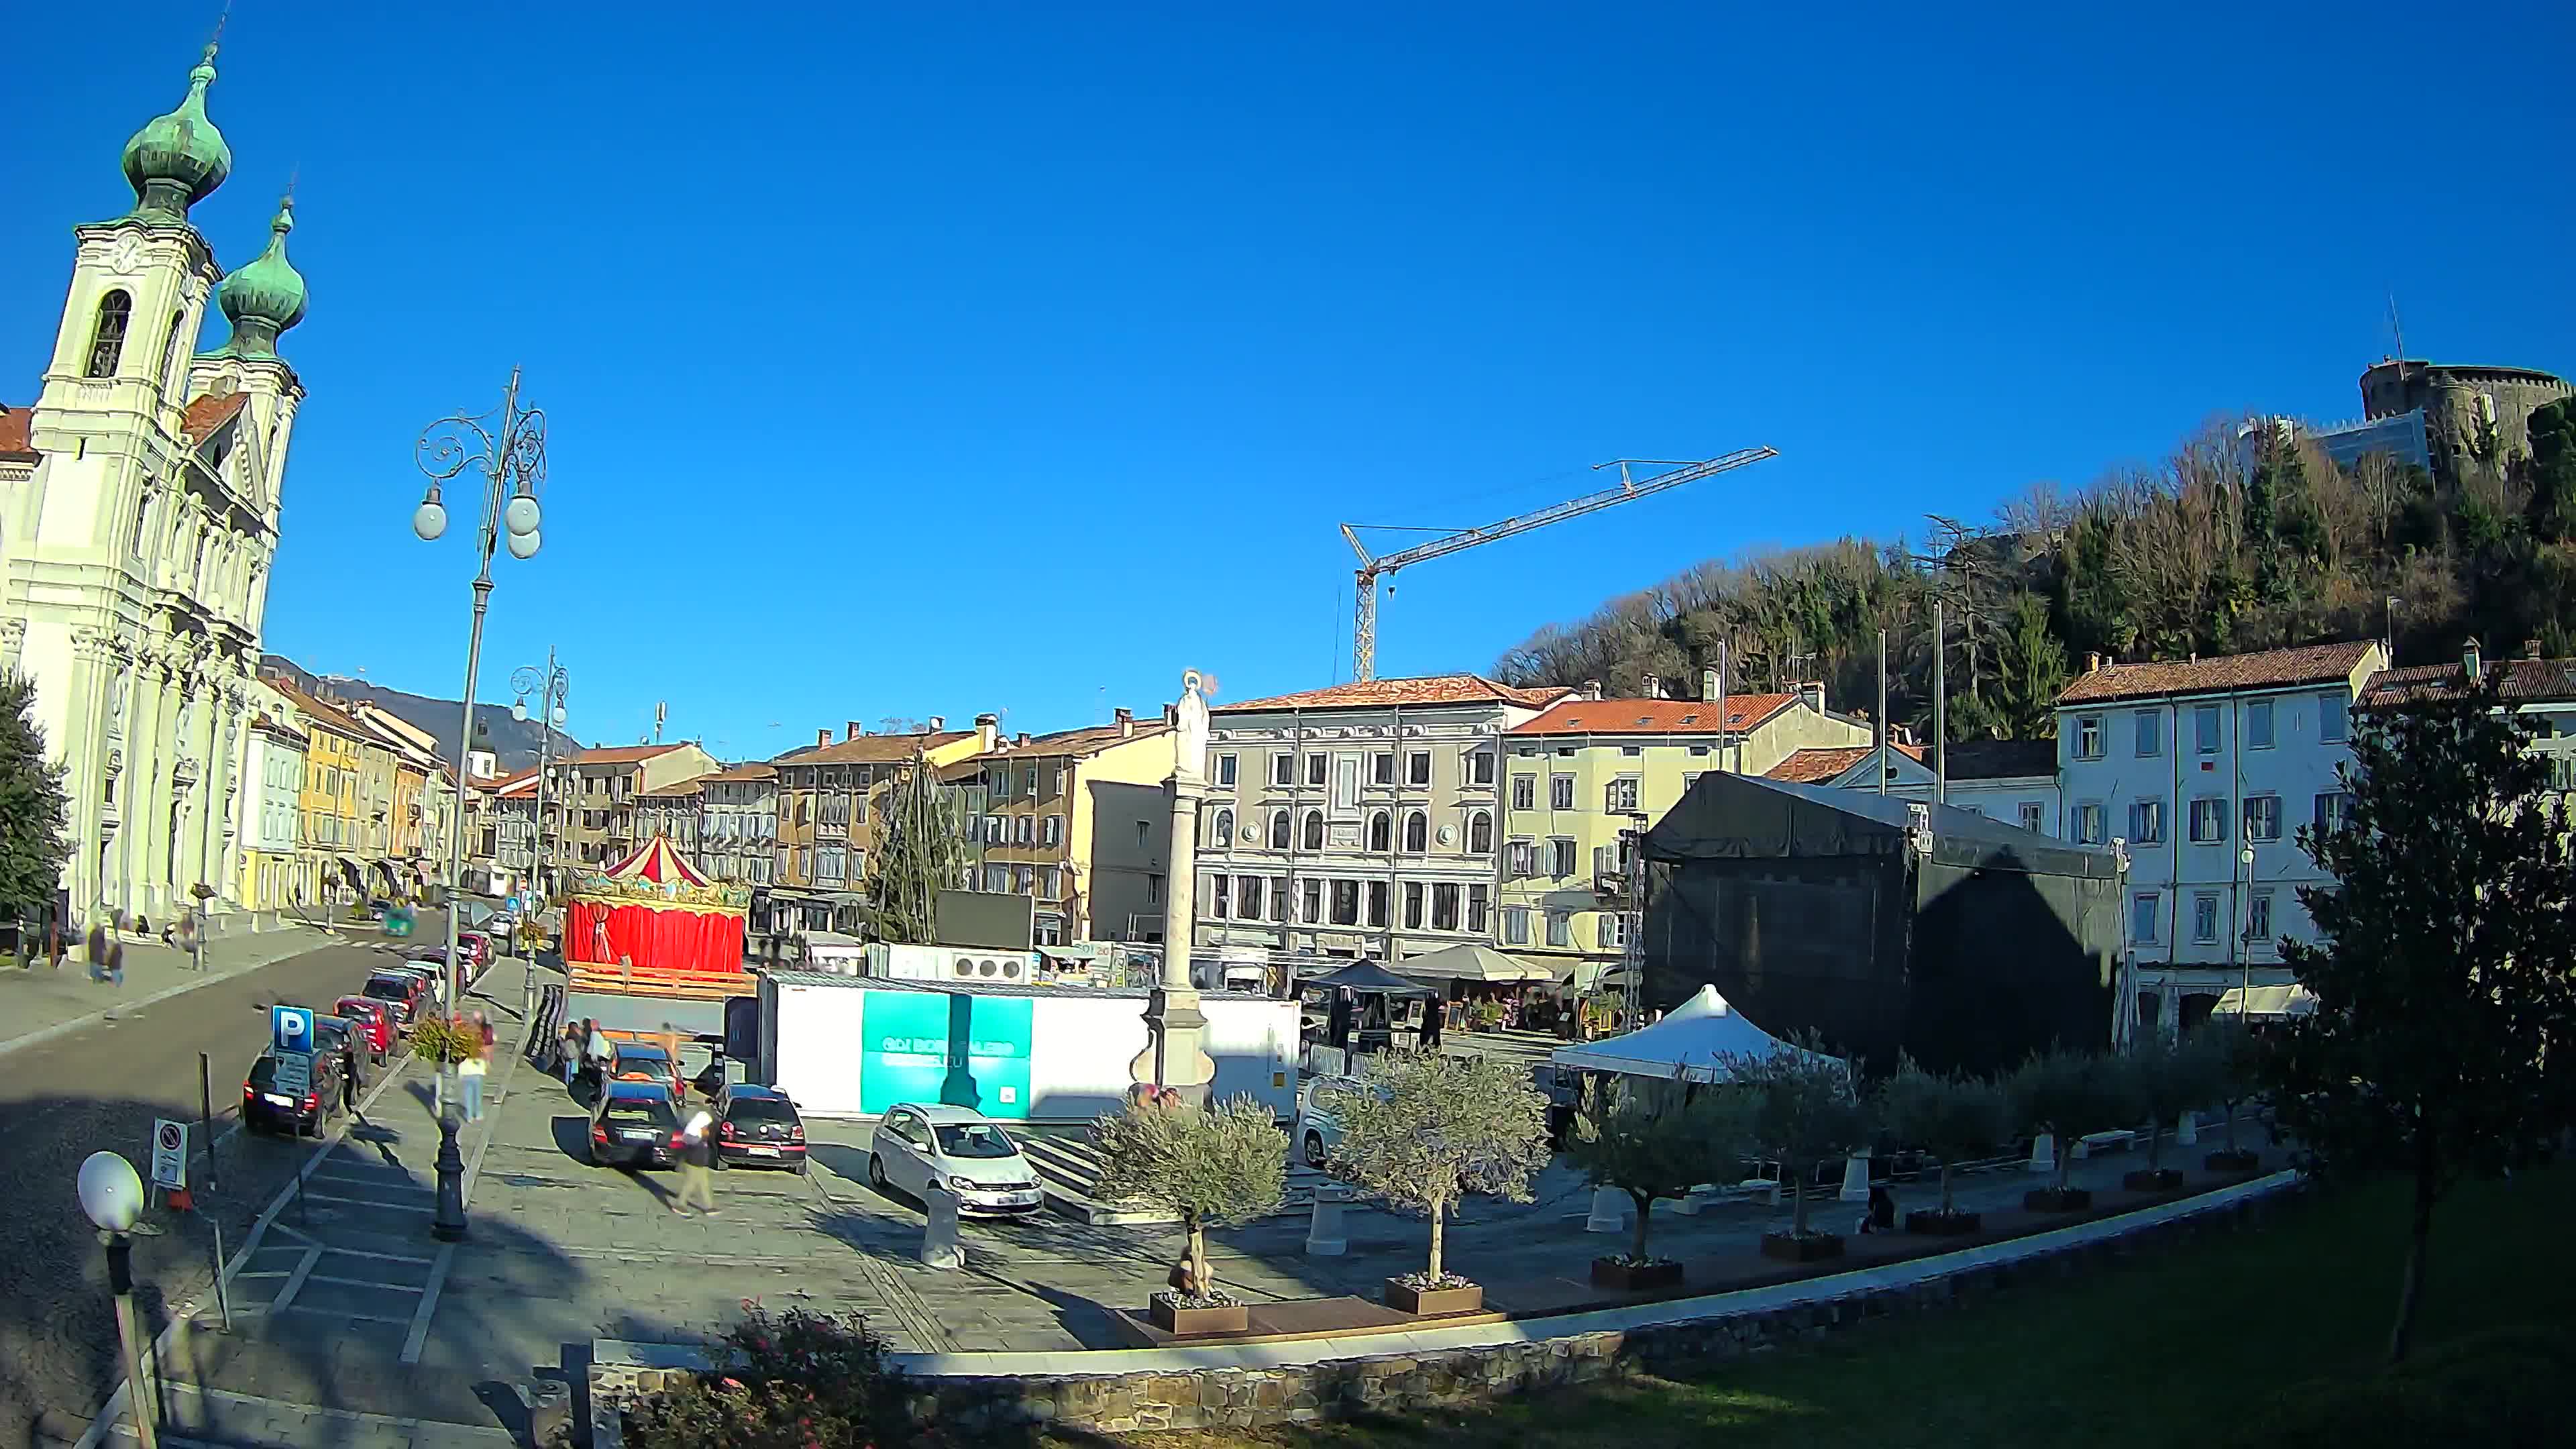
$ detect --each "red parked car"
[333,996,395,1062]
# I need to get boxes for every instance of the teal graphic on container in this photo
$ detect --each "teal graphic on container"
[859,990,1035,1118]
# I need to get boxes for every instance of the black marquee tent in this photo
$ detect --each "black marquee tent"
[1638,773,2124,1078]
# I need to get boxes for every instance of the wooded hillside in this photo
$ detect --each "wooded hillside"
[1492,398,2576,742]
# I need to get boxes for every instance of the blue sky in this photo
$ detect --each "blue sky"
[7,3,2570,760]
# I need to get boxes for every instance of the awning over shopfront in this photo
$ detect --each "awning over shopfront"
[2213,983,2317,1019]
[1299,959,1438,998]
[1393,943,1555,985]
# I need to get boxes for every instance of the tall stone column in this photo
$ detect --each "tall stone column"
[1130,672,1218,1106]
[61,629,116,918]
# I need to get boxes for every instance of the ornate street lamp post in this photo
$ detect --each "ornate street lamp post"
[413,368,547,1242]
[512,651,570,903]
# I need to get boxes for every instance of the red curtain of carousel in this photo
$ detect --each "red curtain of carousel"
[566,900,745,975]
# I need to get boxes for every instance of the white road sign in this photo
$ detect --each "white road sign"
[150,1118,188,1190]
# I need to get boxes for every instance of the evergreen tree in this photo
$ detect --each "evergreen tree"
[2267,678,2576,1363]
[0,669,72,916]
[859,752,963,945]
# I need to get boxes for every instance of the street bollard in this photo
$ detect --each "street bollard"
[2027,1132,2057,1175]
[1304,1187,1347,1256]
[920,1187,965,1270]
[1838,1149,1872,1203]
[2176,1111,2198,1146]
[209,1220,232,1334]
[1585,1185,1625,1233]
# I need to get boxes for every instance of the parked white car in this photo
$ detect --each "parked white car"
[1295,1073,1376,1169]
[866,1103,1045,1216]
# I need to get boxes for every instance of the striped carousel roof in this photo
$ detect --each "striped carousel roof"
[602,834,710,888]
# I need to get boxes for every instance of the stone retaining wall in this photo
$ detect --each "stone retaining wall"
[588,1177,2300,1442]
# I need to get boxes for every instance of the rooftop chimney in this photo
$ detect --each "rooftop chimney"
[816,728,831,747]
[1016,732,1031,747]
[1114,706,1134,737]
[975,712,1000,752]
[927,714,945,731]
[2464,637,2484,687]
[1581,679,1603,702]
[1642,673,1662,700]
[1702,667,1719,702]
[846,720,863,741]
[2525,638,2543,661]
[2086,651,2103,674]
[1799,682,1825,714]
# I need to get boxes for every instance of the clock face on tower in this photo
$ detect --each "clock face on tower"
[106,233,144,276]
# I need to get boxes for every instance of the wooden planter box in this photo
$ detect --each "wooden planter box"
[1904,1208,1982,1236]
[1760,1231,1845,1263]
[2123,1167,2185,1192]
[1590,1257,1684,1291]
[2204,1148,2261,1173]
[1384,1278,1484,1316]
[2023,1187,2093,1212]
[1148,1297,1248,1337]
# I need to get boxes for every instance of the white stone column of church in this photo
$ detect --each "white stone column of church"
[61,631,113,916]
[113,651,168,919]
[200,684,241,903]
[144,651,187,917]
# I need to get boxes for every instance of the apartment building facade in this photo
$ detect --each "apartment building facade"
[696,762,779,888]
[2055,640,2388,1036]
[563,742,720,869]
[636,775,710,857]
[771,721,985,934]
[1191,674,1566,963]
[234,708,307,911]
[969,708,1174,946]
[1499,679,1873,986]
[276,683,376,902]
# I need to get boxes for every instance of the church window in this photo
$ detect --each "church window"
[87,290,133,378]
[159,311,186,395]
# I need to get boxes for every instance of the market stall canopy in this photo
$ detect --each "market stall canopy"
[2213,983,2318,1018]
[1298,959,1438,998]
[1393,943,1554,984]
[1550,984,1840,1081]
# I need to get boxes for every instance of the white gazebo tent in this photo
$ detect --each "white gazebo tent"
[1549,983,1840,1081]
[2212,983,2318,1020]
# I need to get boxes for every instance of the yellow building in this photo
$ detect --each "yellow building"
[965,709,1173,945]
[276,682,376,903]
[1497,682,1871,987]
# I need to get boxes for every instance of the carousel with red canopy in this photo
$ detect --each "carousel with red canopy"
[565,835,750,979]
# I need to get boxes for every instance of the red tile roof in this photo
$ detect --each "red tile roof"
[570,743,694,767]
[704,762,777,782]
[781,731,973,767]
[180,392,248,443]
[2056,641,2381,706]
[1216,674,1568,713]
[2359,655,2576,707]
[1766,743,1925,784]
[271,681,371,742]
[0,404,34,460]
[983,720,1171,760]
[638,777,707,799]
[1509,694,1797,736]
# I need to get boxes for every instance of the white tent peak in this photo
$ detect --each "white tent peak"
[1548,983,1839,1081]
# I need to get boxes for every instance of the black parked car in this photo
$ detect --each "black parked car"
[712,1084,806,1172]
[588,1079,681,1169]
[241,1049,347,1137]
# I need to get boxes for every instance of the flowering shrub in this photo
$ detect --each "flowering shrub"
[620,1303,1024,1448]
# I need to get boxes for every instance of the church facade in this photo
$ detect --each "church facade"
[0,43,310,923]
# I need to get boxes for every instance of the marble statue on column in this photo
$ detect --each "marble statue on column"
[1130,669,1218,1106]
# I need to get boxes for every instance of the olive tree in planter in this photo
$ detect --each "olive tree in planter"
[2008,1046,2132,1212]
[2196,1018,2265,1173]
[1564,1079,1755,1289]
[1089,1093,1286,1336]
[1726,1038,1868,1263]
[2122,1030,2214,1191]
[1335,1050,1552,1315]
[1875,1057,2005,1235]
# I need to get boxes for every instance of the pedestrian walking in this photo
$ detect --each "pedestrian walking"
[559,1021,583,1085]
[674,1106,717,1215]
[341,1036,366,1122]
[585,1019,614,1091]
[458,1037,489,1122]
[1421,996,1446,1051]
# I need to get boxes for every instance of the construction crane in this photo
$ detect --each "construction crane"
[1339,446,1779,682]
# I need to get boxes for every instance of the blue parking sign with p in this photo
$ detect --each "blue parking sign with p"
[272,1005,313,1055]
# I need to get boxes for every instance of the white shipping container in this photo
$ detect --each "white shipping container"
[758,973,1298,1122]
